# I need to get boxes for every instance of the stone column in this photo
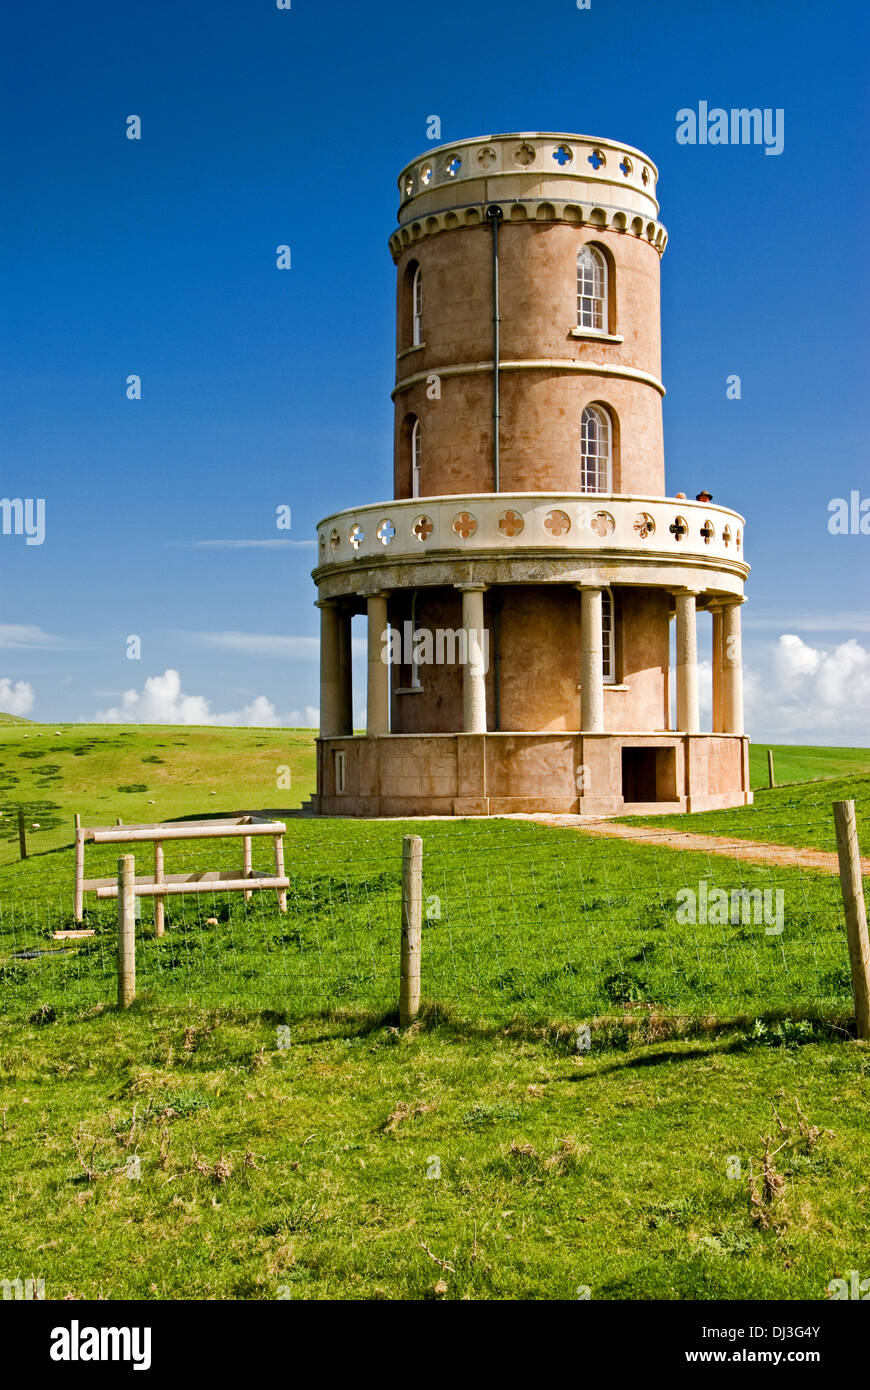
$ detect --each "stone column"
[338,609,353,736]
[675,590,700,734]
[365,591,390,736]
[711,606,724,733]
[580,586,604,733]
[318,599,352,737]
[722,600,744,735]
[457,584,487,733]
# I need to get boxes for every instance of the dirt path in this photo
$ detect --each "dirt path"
[525,815,870,876]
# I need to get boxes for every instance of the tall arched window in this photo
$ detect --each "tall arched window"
[601,588,615,684]
[411,418,422,497]
[577,245,607,331]
[412,266,423,346]
[580,404,612,493]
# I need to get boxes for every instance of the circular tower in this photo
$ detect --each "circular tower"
[311,133,751,817]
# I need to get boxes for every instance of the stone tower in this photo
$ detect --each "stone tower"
[311,132,751,815]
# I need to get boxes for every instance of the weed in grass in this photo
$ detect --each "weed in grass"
[748,1135,787,1229]
[462,1101,523,1130]
[383,1100,438,1133]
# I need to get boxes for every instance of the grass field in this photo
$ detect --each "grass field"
[0,723,316,864]
[620,774,870,854]
[748,744,870,789]
[1,1005,866,1300]
[0,816,856,1025]
[0,724,868,1300]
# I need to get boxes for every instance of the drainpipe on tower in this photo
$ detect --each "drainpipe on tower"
[486,205,503,729]
[486,204,503,494]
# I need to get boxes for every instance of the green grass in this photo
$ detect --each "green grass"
[620,775,870,855]
[0,817,855,1026]
[748,744,870,790]
[0,1005,866,1299]
[1,726,868,1299]
[0,723,317,864]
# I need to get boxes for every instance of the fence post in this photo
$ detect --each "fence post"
[154,840,165,938]
[767,749,776,789]
[18,809,27,860]
[74,814,84,921]
[833,800,870,1041]
[117,853,137,1009]
[399,834,422,1026]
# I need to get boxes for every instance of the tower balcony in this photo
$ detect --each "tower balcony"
[313,493,748,599]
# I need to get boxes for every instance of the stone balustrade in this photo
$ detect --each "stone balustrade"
[315,494,746,572]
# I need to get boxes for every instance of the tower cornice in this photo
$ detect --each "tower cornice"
[390,132,667,262]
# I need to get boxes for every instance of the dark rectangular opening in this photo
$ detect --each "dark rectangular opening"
[622,746,676,803]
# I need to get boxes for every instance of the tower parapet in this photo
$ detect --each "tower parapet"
[390,132,667,259]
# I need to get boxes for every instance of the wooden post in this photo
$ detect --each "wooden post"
[154,841,165,937]
[243,835,253,903]
[117,854,137,1009]
[833,800,870,1041]
[399,834,422,1026]
[74,815,84,921]
[273,834,287,913]
[17,809,27,860]
[767,748,776,789]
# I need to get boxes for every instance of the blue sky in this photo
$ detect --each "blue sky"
[1,0,868,741]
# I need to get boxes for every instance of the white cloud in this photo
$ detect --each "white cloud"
[744,611,870,633]
[93,669,319,728]
[0,624,72,649]
[186,631,320,658]
[0,677,35,716]
[171,539,315,550]
[183,631,367,659]
[745,635,870,741]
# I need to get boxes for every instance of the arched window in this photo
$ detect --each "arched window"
[411,418,422,497]
[601,588,615,683]
[577,245,607,331]
[412,266,423,346]
[580,404,612,493]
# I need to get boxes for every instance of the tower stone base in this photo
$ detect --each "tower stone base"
[313,731,752,818]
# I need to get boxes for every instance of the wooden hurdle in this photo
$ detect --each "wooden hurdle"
[74,815,289,924]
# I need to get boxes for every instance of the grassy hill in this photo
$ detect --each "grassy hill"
[0,724,317,861]
[749,744,870,788]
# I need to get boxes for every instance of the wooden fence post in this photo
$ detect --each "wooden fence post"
[243,834,253,903]
[117,854,137,1009]
[399,834,422,1026]
[154,841,165,938]
[833,800,870,1041]
[18,809,27,860]
[74,814,84,921]
[273,833,287,913]
[767,749,776,789]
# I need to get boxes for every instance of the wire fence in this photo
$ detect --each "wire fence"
[0,806,74,866]
[0,798,866,1030]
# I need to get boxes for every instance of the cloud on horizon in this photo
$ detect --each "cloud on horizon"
[0,677,35,716]
[745,635,870,742]
[93,668,318,727]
